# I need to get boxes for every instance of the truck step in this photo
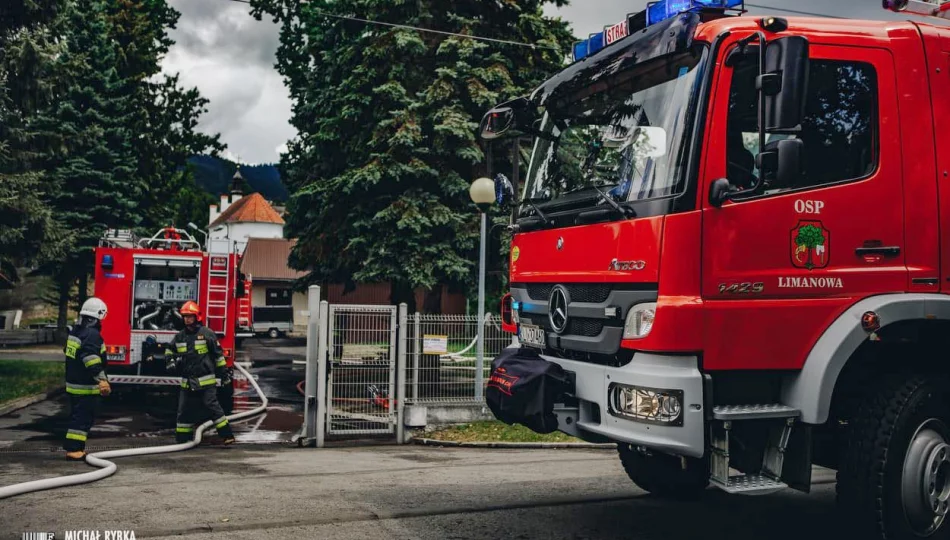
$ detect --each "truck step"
[712,404,800,421]
[710,474,787,495]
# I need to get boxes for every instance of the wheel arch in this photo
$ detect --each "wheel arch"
[781,293,950,424]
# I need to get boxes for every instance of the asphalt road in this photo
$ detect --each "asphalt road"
[1,445,848,540]
[0,338,853,539]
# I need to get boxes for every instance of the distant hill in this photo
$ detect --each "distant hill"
[188,155,288,202]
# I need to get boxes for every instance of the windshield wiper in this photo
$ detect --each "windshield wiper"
[590,185,635,218]
[519,197,551,225]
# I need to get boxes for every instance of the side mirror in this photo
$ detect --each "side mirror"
[479,107,515,140]
[709,178,734,208]
[774,138,803,188]
[764,36,809,131]
[494,173,516,207]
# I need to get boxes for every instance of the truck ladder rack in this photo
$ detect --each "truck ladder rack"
[886,0,950,20]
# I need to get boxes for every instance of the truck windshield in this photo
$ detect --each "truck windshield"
[522,44,707,217]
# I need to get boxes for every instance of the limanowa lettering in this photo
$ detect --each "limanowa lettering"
[778,276,843,288]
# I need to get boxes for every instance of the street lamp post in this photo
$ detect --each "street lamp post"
[469,177,495,400]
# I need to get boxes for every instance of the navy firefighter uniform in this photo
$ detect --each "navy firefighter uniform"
[167,301,235,444]
[64,297,112,459]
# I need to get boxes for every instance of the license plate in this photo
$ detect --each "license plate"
[519,324,546,349]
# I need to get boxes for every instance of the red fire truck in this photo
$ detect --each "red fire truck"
[94,226,246,408]
[483,1,950,537]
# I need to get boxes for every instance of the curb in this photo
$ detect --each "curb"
[412,437,616,450]
[0,387,64,417]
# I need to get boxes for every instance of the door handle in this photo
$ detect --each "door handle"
[855,246,900,257]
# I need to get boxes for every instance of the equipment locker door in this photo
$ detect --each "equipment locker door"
[699,40,904,371]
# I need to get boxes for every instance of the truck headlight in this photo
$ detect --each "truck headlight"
[623,302,656,339]
[609,383,683,426]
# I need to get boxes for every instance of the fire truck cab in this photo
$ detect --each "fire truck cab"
[483,1,950,537]
[94,227,245,406]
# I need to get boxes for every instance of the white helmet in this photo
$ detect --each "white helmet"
[80,297,108,321]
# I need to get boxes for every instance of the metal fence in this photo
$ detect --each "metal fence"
[326,305,398,436]
[404,313,511,404]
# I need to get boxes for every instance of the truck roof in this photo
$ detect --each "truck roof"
[694,15,928,43]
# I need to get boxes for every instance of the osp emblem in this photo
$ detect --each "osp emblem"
[790,220,830,270]
[548,285,569,334]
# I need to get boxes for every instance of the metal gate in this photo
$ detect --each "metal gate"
[325,304,398,436]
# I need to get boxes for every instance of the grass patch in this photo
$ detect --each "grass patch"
[425,420,582,443]
[0,359,63,405]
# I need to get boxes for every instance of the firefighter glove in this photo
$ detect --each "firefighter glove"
[98,380,112,397]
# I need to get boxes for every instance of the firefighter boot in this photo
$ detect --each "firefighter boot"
[65,451,86,461]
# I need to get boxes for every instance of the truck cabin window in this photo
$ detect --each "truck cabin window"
[726,55,878,193]
[521,45,707,219]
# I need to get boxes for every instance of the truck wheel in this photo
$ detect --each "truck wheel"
[268,328,279,339]
[837,374,950,539]
[617,443,708,499]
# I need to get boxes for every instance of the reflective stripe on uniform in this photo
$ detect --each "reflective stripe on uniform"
[176,424,194,433]
[214,417,229,429]
[66,429,88,441]
[198,374,216,387]
[181,380,189,388]
[100,344,106,354]
[176,342,187,353]
[65,335,82,359]
[66,383,100,395]
[215,357,227,368]
[82,354,102,367]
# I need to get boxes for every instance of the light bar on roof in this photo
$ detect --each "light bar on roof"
[647,0,744,25]
[571,0,742,63]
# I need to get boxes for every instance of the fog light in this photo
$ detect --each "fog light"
[623,302,656,339]
[609,383,683,426]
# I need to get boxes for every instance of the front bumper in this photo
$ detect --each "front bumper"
[544,351,706,458]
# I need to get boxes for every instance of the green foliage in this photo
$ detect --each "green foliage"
[795,224,825,249]
[0,0,71,280]
[251,0,574,311]
[0,359,64,405]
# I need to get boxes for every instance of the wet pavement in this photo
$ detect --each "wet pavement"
[0,338,307,452]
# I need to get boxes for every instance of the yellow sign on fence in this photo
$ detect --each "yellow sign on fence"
[422,334,448,355]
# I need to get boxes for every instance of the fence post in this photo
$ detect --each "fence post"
[301,285,320,447]
[316,300,329,448]
[397,303,408,444]
[413,312,420,402]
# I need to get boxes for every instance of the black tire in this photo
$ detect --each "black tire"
[837,374,950,539]
[617,443,709,499]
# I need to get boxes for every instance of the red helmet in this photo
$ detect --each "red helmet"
[180,301,202,320]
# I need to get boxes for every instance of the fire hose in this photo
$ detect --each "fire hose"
[0,362,268,500]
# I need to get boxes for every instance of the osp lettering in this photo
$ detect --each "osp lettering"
[794,199,825,214]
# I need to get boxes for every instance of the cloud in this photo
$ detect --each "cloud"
[162,0,947,165]
[162,0,294,164]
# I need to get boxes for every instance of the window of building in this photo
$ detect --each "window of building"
[726,54,878,194]
[265,288,292,306]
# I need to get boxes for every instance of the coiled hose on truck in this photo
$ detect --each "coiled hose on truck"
[0,362,268,500]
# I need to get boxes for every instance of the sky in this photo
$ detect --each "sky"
[161,0,945,165]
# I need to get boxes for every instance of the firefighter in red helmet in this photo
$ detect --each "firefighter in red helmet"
[166,301,234,444]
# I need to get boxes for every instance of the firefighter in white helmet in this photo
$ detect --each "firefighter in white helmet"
[63,297,112,460]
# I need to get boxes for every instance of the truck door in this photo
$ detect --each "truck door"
[699,39,904,371]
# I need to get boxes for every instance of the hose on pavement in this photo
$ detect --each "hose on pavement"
[0,362,268,500]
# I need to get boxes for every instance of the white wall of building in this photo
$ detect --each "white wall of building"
[210,222,283,254]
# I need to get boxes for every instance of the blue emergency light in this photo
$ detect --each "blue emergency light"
[571,0,744,62]
[101,254,114,270]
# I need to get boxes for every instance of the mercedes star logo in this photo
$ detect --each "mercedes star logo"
[556,237,564,250]
[548,285,569,334]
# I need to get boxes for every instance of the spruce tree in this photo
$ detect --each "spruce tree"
[43,0,141,324]
[252,0,573,311]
